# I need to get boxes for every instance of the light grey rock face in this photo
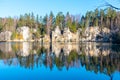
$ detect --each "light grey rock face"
[80,27,111,42]
[63,28,72,42]
[52,26,77,42]
[98,27,111,42]
[55,26,61,35]
[83,27,100,41]
[52,26,61,42]
[51,26,112,42]
[17,26,31,40]
[0,31,12,41]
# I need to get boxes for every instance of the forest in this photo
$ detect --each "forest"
[0,7,120,43]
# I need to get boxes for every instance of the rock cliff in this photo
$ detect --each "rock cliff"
[0,31,12,41]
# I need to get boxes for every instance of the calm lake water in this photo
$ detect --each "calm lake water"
[0,42,119,80]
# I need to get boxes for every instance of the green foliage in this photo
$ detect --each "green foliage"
[55,57,64,70]
[69,21,77,33]
[66,12,71,28]
[0,7,120,43]
[0,17,15,32]
[67,50,78,64]
[7,17,14,31]
[33,31,40,39]
[17,13,36,28]
[11,31,23,40]
[11,31,17,40]
[0,18,3,32]
[0,26,2,32]
[65,12,79,33]
[56,12,65,29]
[95,18,99,26]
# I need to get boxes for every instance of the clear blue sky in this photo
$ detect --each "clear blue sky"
[0,0,120,17]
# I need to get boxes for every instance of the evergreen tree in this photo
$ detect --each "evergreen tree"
[100,9,104,31]
[56,12,64,30]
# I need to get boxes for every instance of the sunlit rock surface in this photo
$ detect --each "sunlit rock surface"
[43,35,50,42]
[51,26,112,42]
[80,27,111,42]
[17,26,31,41]
[0,31,12,41]
[52,26,62,42]
[52,26,77,42]
[0,26,118,42]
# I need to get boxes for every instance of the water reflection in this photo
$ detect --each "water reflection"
[0,42,119,78]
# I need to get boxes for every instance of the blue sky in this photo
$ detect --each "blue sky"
[0,0,120,17]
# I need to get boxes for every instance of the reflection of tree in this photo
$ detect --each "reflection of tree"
[80,53,119,75]
[66,50,79,70]
[0,42,119,76]
[55,50,64,70]
[55,57,64,70]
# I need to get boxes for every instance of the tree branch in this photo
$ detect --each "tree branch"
[98,1,120,10]
[105,2,120,10]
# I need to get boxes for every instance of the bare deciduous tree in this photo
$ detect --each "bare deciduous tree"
[105,2,120,10]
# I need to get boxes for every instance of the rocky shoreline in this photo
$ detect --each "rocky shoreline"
[0,26,119,43]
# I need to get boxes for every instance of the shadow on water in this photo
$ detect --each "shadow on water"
[0,42,119,79]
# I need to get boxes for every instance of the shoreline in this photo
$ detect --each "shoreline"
[0,40,111,43]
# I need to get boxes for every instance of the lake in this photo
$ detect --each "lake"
[0,42,119,80]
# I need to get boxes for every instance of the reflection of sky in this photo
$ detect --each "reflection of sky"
[112,71,120,80]
[0,60,119,80]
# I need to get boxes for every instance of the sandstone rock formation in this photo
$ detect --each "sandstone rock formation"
[17,26,31,41]
[0,31,12,41]
[52,26,61,42]
[79,26,111,42]
[52,26,77,42]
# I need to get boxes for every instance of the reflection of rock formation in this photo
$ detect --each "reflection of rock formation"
[63,44,72,56]
[77,42,111,57]
[0,42,115,58]
[0,42,15,59]
[17,42,32,57]
[84,43,100,56]
[52,43,61,57]
[0,42,12,53]
[52,42,111,57]
[0,42,119,75]
[52,43,77,57]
